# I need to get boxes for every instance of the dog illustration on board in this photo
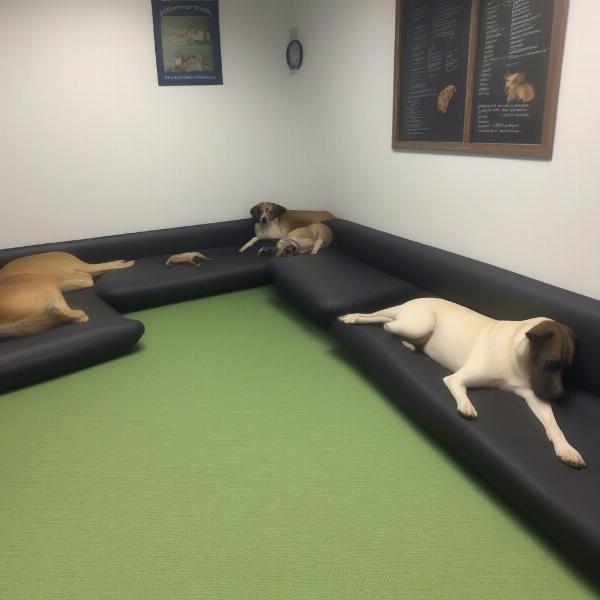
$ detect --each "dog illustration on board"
[505,71,536,103]
[437,84,456,115]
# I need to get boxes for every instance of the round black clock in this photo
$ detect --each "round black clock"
[286,40,303,70]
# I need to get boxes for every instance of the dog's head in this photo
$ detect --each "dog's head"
[250,202,287,225]
[444,85,456,99]
[274,239,299,257]
[505,71,525,92]
[526,320,576,401]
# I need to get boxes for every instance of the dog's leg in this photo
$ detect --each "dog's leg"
[443,372,480,420]
[80,260,135,276]
[382,304,436,342]
[515,389,586,469]
[51,292,89,324]
[239,237,259,253]
[442,350,494,419]
[60,273,94,292]
[338,309,397,325]
[310,237,324,255]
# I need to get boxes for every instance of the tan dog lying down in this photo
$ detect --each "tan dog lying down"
[165,252,212,267]
[258,223,333,256]
[0,252,134,337]
[272,223,334,257]
[240,203,334,253]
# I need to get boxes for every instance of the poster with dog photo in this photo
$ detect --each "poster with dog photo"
[471,0,554,144]
[396,0,473,143]
[152,0,223,86]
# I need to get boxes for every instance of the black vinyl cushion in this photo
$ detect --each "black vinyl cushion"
[0,219,255,265]
[331,320,600,571]
[95,246,272,312]
[329,219,600,398]
[0,290,144,393]
[2,215,600,572]
[269,248,425,323]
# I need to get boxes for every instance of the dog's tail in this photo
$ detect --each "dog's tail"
[0,313,62,338]
[80,260,136,277]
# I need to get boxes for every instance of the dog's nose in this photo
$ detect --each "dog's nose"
[548,388,564,401]
[260,217,267,224]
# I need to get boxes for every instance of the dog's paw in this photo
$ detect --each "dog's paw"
[258,247,276,257]
[401,341,416,352]
[457,403,478,420]
[556,444,586,470]
[74,310,90,324]
[339,314,358,324]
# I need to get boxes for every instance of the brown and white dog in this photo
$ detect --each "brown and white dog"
[339,298,584,469]
[271,223,334,257]
[505,72,535,103]
[0,252,134,337]
[239,203,334,253]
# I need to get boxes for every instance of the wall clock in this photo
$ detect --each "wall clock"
[286,40,303,70]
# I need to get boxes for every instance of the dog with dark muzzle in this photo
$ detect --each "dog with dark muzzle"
[339,298,584,469]
[239,202,334,253]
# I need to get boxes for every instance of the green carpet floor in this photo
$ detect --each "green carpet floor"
[0,286,598,600]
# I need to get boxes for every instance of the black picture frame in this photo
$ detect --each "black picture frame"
[151,0,223,86]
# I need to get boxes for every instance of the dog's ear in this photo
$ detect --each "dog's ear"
[514,72,525,84]
[250,204,261,222]
[557,323,577,365]
[505,71,512,80]
[526,322,554,348]
[271,204,287,219]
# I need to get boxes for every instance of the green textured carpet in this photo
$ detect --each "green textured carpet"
[0,286,597,600]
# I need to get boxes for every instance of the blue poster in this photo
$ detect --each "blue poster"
[151,0,223,86]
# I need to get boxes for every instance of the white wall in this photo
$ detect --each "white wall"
[1,0,598,298]
[0,0,314,248]
[289,0,600,300]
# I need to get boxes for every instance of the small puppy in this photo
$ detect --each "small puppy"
[0,251,135,337]
[505,72,535,103]
[437,84,456,114]
[239,203,334,253]
[165,252,212,267]
[339,298,584,469]
[266,223,334,257]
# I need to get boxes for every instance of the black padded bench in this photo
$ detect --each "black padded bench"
[1,216,599,572]
[270,219,600,572]
[0,219,268,391]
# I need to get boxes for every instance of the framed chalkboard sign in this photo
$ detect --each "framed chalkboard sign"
[392,0,569,158]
